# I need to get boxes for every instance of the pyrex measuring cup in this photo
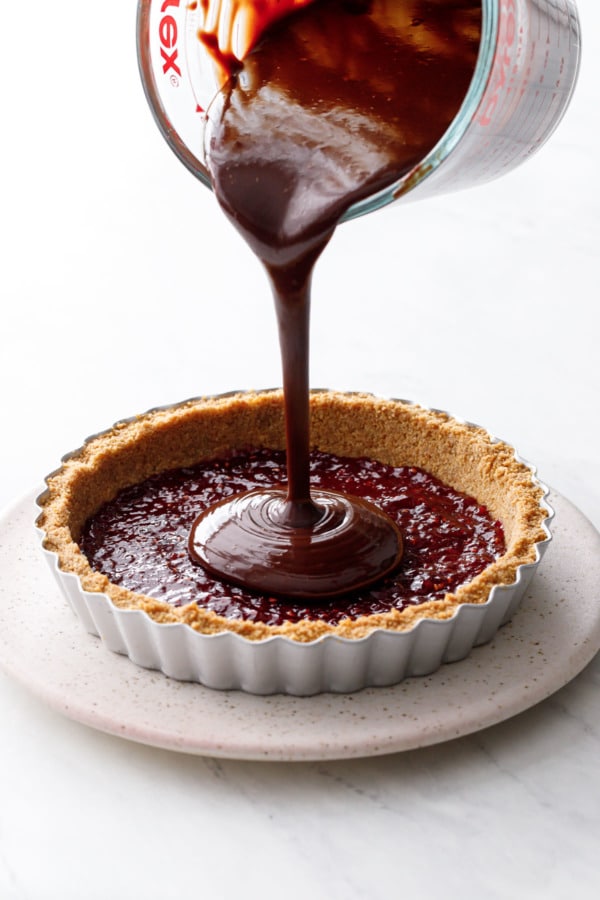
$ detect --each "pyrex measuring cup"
[137,0,581,217]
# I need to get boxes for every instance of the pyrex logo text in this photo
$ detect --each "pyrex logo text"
[159,0,182,80]
[479,0,517,127]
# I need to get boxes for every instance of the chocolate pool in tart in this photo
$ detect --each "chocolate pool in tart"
[38,390,551,663]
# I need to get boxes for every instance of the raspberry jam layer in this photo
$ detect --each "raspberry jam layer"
[79,449,505,627]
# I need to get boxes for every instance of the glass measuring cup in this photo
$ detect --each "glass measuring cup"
[137,0,581,215]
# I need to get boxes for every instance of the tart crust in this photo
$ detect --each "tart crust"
[38,390,549,642]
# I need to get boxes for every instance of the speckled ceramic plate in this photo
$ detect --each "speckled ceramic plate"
[1,489,599,760]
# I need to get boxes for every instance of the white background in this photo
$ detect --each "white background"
[1,1,598,898]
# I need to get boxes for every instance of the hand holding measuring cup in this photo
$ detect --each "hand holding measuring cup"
[199,0,316,62]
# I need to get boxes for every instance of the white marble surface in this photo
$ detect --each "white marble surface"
[1,1,599,898]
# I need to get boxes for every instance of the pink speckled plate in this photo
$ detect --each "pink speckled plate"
[1,489,599,761]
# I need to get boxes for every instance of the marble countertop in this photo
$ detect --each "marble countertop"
[1,1,598,897]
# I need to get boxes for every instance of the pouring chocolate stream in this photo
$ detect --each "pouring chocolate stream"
[189,0,481,598]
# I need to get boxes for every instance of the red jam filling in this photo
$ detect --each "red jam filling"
[79,448,505,627]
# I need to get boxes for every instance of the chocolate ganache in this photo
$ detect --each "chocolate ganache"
[188,0,482,598]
